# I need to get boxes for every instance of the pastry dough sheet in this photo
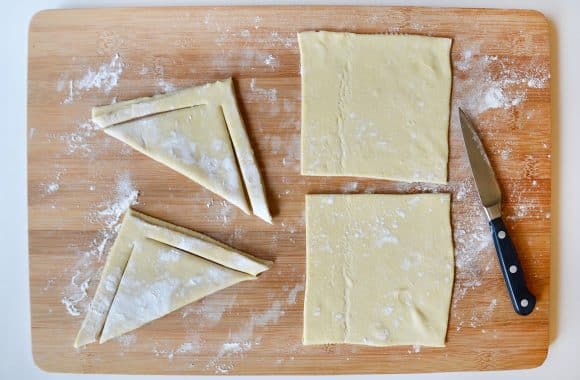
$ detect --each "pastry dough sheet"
[304,194,454,347]
[299,32,452,184]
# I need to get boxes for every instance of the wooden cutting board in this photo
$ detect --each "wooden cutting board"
[28,6,551,375]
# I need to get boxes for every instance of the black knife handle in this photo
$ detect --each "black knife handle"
[489,217,536,315]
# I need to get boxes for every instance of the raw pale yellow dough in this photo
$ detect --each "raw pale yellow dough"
[304,194,454,347]
[92,78,272,223]
[299,32,452,184]
[74,209,271,347]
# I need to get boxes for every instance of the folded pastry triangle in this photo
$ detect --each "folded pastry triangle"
[73,209,271,347]
[92,78,272,223]
[104,105,250,214]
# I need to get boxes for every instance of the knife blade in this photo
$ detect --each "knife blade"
[458,108,536,316]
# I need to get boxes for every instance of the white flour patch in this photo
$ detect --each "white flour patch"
[58,54,124,104]
[286,283,305,305]
[207,301,285,374]
[204,199,235,225]
[376,228,399,247]
[157,79,176,93]
[40,169,65,196]
[454,51,550,114]
[263,54,279,69]
[212,49,279,72]
[61,172,138,317]
[151,334,202,360]
[117,333,137,348]
[282,134,300,169]
[61,120,101,156]
[44,182,60,194]
[249,78,277,103]
[272,31,295,47]
[90,171,139,229]
[341,181,359,193]
[61,271,90,317]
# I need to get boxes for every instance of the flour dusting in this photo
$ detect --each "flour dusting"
[206,301,286,374]
[263,54,279,69]
[40,169,65,196]
[287,283,305,305]
[58,54,124,104]
[117,333,137,348]
[61,172,138,317]
[90,171,139,229]
[61,120,101,155]
[341,181,359,193]
[249,78,278,103]
[205,199,235,225]
[454,51,550,114]
[158,79,176,93]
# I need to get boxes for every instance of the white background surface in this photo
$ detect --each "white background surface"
[2,0,578,379]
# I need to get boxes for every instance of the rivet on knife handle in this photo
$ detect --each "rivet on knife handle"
[489,217,536,315]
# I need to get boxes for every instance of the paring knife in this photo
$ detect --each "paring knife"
[458,108,536,316]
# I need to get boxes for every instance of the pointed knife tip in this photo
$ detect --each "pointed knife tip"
[458,107,470,125]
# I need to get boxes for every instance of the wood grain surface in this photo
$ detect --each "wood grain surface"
[28,6,551,375]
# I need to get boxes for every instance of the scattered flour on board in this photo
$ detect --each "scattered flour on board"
[286,283,305,305]
[157,79,176,93]
[40,169,65,196]
[61,172,138,317]
[152,334,201,360]
[454,49,550,114]
[207,301,285,374]
[204,199,236,225]
[341,181,359,193]
[60,120,101,156]
[281,134,300,170]
[211,48,279,72]
[58,54,124,104]
[117,333,137,348]
[263,54,279,69]
[249,78,277,103]
[146,296,241,359]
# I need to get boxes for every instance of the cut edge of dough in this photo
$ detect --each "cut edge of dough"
[217,78,273,224]
[129,208,273,275]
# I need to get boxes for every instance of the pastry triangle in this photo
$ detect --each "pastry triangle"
[104,105,250,214]
[92,78,272,223]
[99,238,254,343]
[74,209,271,347]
